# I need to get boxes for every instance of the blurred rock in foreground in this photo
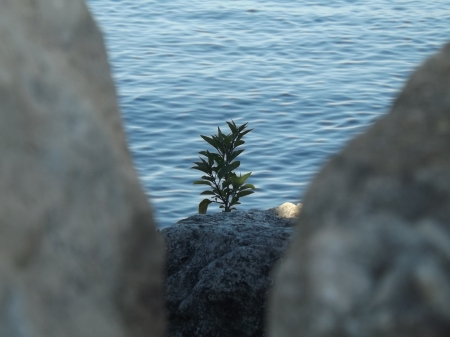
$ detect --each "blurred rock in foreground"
[0,1,164,336]
[268,43,450,337]
[163,209,294,337]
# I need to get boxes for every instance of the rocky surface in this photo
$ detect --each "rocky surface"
[0,1,164,337]
[273,202,302,218]
[162,209,294,337]
[268,43,450,336]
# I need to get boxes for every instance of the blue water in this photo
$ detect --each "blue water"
[86,0,450,228]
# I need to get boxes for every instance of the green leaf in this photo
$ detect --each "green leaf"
[222,177,234,189]
[210,153,224,166]
[230,200,241,206]
[200,190,215,195]
[193,180,212,185]
[226,121,237,133]
[237,190,254,198]
[238,122,249,132]
[240,183,256,190]
[223,133,232,147]
[235,140,245,147]
[191,162,203,169]
[201,135,219,151]
[212,135,223,154]
[201,175,215,182]
[214,129,226,155]
[199,157,209,165]
[191,163,209,174]
[217,161,240,180]
[221,179,230,188]
[238,172,252,185]
[228,149,244,162]
[198,151,213,165]
[238,129,253,138]
[217,127,224,142]
[236,129,253,144]
[192,159,211,174]
[229,174,239,189]
[199,199,212,214]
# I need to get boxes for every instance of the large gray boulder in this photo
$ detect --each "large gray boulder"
[0,1,164,336]
[162,209,294,337]
[268,43,450,336]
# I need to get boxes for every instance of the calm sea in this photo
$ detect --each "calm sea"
[86,0,450,228]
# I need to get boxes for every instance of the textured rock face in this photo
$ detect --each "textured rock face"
[0,1,164,337]
[163,210,294,337]
[268,43,450,337]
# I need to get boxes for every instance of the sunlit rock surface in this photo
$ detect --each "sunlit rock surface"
[274,202,302,218]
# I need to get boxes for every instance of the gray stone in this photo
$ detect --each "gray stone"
[162,209,294,337]
[0,1,164,336]
[268,43,450,337]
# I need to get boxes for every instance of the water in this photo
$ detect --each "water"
[86,0,450,228]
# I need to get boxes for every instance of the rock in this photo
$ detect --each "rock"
[0,1,164,337]
[162,209,294,337]
[275,202,302,218]
[268,43,450,337]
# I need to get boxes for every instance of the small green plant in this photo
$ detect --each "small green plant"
[191,120,256,214]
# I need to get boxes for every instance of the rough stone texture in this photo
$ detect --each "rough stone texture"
[0,1,164,337]
[274,202,302,218]
[162,209,294,337]
[268,43,450,337]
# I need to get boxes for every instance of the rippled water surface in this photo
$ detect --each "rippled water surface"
[87,0,450,228]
